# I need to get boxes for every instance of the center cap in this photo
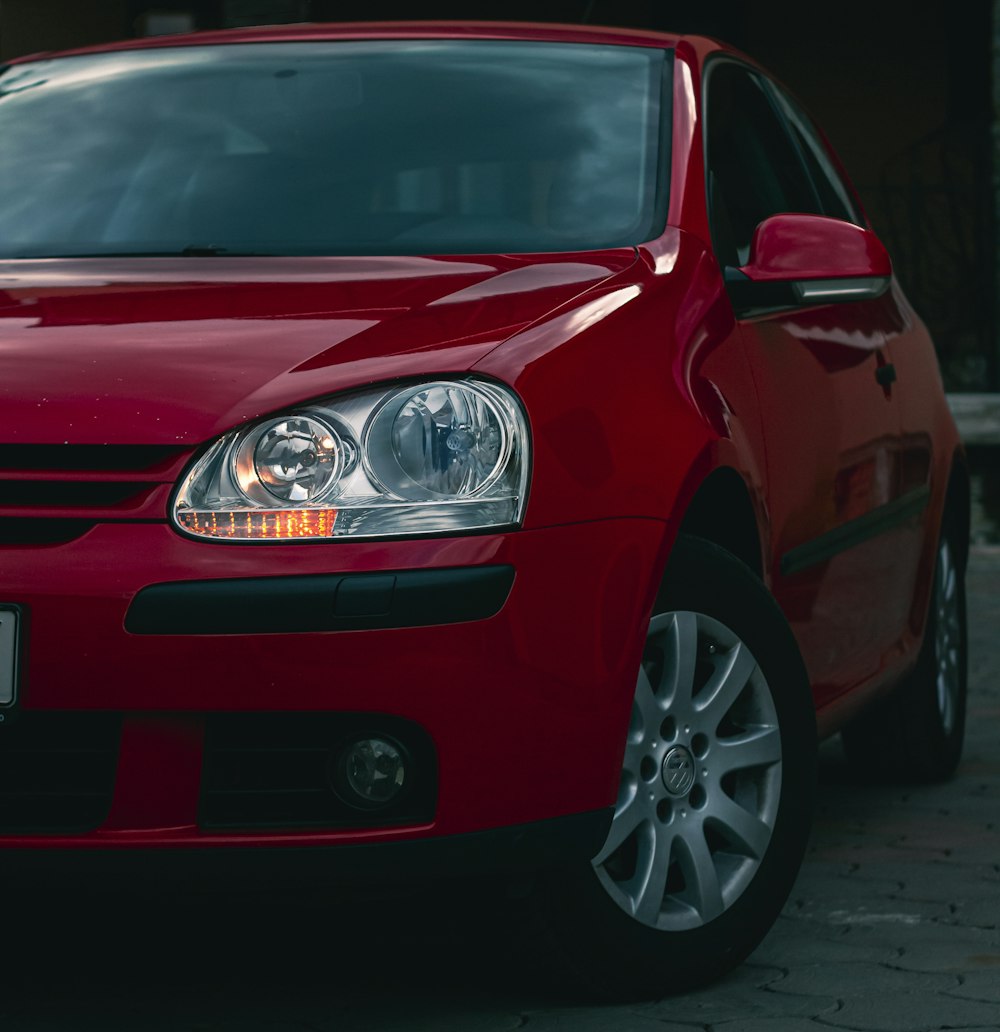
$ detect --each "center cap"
[661,745,696,797]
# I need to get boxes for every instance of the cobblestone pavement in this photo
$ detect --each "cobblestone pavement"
[1,550,998,1031]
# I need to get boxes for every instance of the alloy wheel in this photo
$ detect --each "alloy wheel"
[593,610,782,931]
[933,537,962,737]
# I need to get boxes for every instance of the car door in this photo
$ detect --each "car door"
[704,60,916,707]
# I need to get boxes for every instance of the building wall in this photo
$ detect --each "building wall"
[0,0,127,59]
[742,2,993,390]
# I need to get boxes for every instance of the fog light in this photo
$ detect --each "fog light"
[333,737,406,808]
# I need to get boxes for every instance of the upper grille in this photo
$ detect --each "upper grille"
[0,445,192,543]
[0,481,154,507]
[0,445,183,472]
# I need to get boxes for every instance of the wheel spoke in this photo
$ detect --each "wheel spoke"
[635,661,654,701]
[651,611,698,717]
[592,791,646,867]
[940,541,954,600]
[706,794,773,859]
[932,536,963,735]
[631,827,674,925]
[633,660,662,731]
[715,726,781,775]
[623,730,648,776]
[676,825,724,923]
[937,674,953,731]
[697,641,757,721]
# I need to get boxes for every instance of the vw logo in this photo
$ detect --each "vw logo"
[662,746,696,797]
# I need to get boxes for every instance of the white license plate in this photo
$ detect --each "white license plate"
[0,608,18,707]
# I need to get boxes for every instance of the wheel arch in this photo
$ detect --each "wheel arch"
[945,448,971,572]
[904,445,971,654]
[677,466,765,579]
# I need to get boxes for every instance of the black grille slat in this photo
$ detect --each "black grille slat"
[202,791,365,829]
[200,713,437,831]
[209,746,329,793]
[0,797,109,831]
[0,445,192,529]
[0,791,110,798]
[0,749,117,794]
[0,712,121,834]
[0,518,96,545]
[0,445,184,473]
[0,481,153,508]
[207,787,331,796]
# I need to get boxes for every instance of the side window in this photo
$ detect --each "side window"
[705,61,822,267]
[768,85,862,226]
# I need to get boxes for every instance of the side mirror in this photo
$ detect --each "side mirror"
[725,213,892,313]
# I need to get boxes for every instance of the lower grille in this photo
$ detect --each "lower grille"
[200,713,437,831]
[0,712,121,834]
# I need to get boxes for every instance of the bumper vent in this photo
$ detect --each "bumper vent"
[0,445,192,543]
[0,711,122,834]
[200,713,437,831]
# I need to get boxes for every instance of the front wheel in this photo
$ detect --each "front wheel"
[528,536,816,999]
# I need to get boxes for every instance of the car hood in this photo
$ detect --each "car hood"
[0,252,636,445]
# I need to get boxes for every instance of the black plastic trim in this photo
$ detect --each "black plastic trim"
[0,481,152,507]
[725,267,891,317]
[125,565,515,635]
[0,711,122,833]
[780,486,931,577]
[199,711,437,831]
[0,518,97,546]
[0,603,21,711]
[0,444,184,473]
[724,266,798,313]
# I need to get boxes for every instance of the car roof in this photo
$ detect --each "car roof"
[8,21,684,64]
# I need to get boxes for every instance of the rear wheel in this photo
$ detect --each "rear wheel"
[842,520,967,783]
[528,536,816,998]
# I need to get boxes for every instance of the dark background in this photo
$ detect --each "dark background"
[0,0,993,390]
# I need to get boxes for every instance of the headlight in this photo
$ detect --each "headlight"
[234,415,347,505]
[172,378,529,542]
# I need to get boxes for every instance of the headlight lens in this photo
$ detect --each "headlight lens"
[234,416,345,504]
[366,383,507,501]
[172,378,529,542]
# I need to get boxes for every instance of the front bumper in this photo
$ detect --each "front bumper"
[0,810,613,888]
[0,517,663,851]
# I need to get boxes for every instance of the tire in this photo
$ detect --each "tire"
[841,517,967,783]
[527,535,816,999]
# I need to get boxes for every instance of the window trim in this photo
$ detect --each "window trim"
[702,54,825,269]
[761,77,864,228]
[701,54,880,318]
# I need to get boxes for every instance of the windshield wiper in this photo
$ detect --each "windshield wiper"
[13,246,276,259]
[179,245,271,257]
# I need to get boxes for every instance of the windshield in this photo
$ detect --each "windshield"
[0,40,670,258]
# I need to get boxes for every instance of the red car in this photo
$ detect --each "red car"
[0,22,967,996]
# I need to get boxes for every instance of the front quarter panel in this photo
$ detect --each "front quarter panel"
[474,228,762,539]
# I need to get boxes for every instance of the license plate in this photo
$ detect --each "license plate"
[0,607,18,707]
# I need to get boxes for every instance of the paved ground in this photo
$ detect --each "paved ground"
[1,549,998,1031]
